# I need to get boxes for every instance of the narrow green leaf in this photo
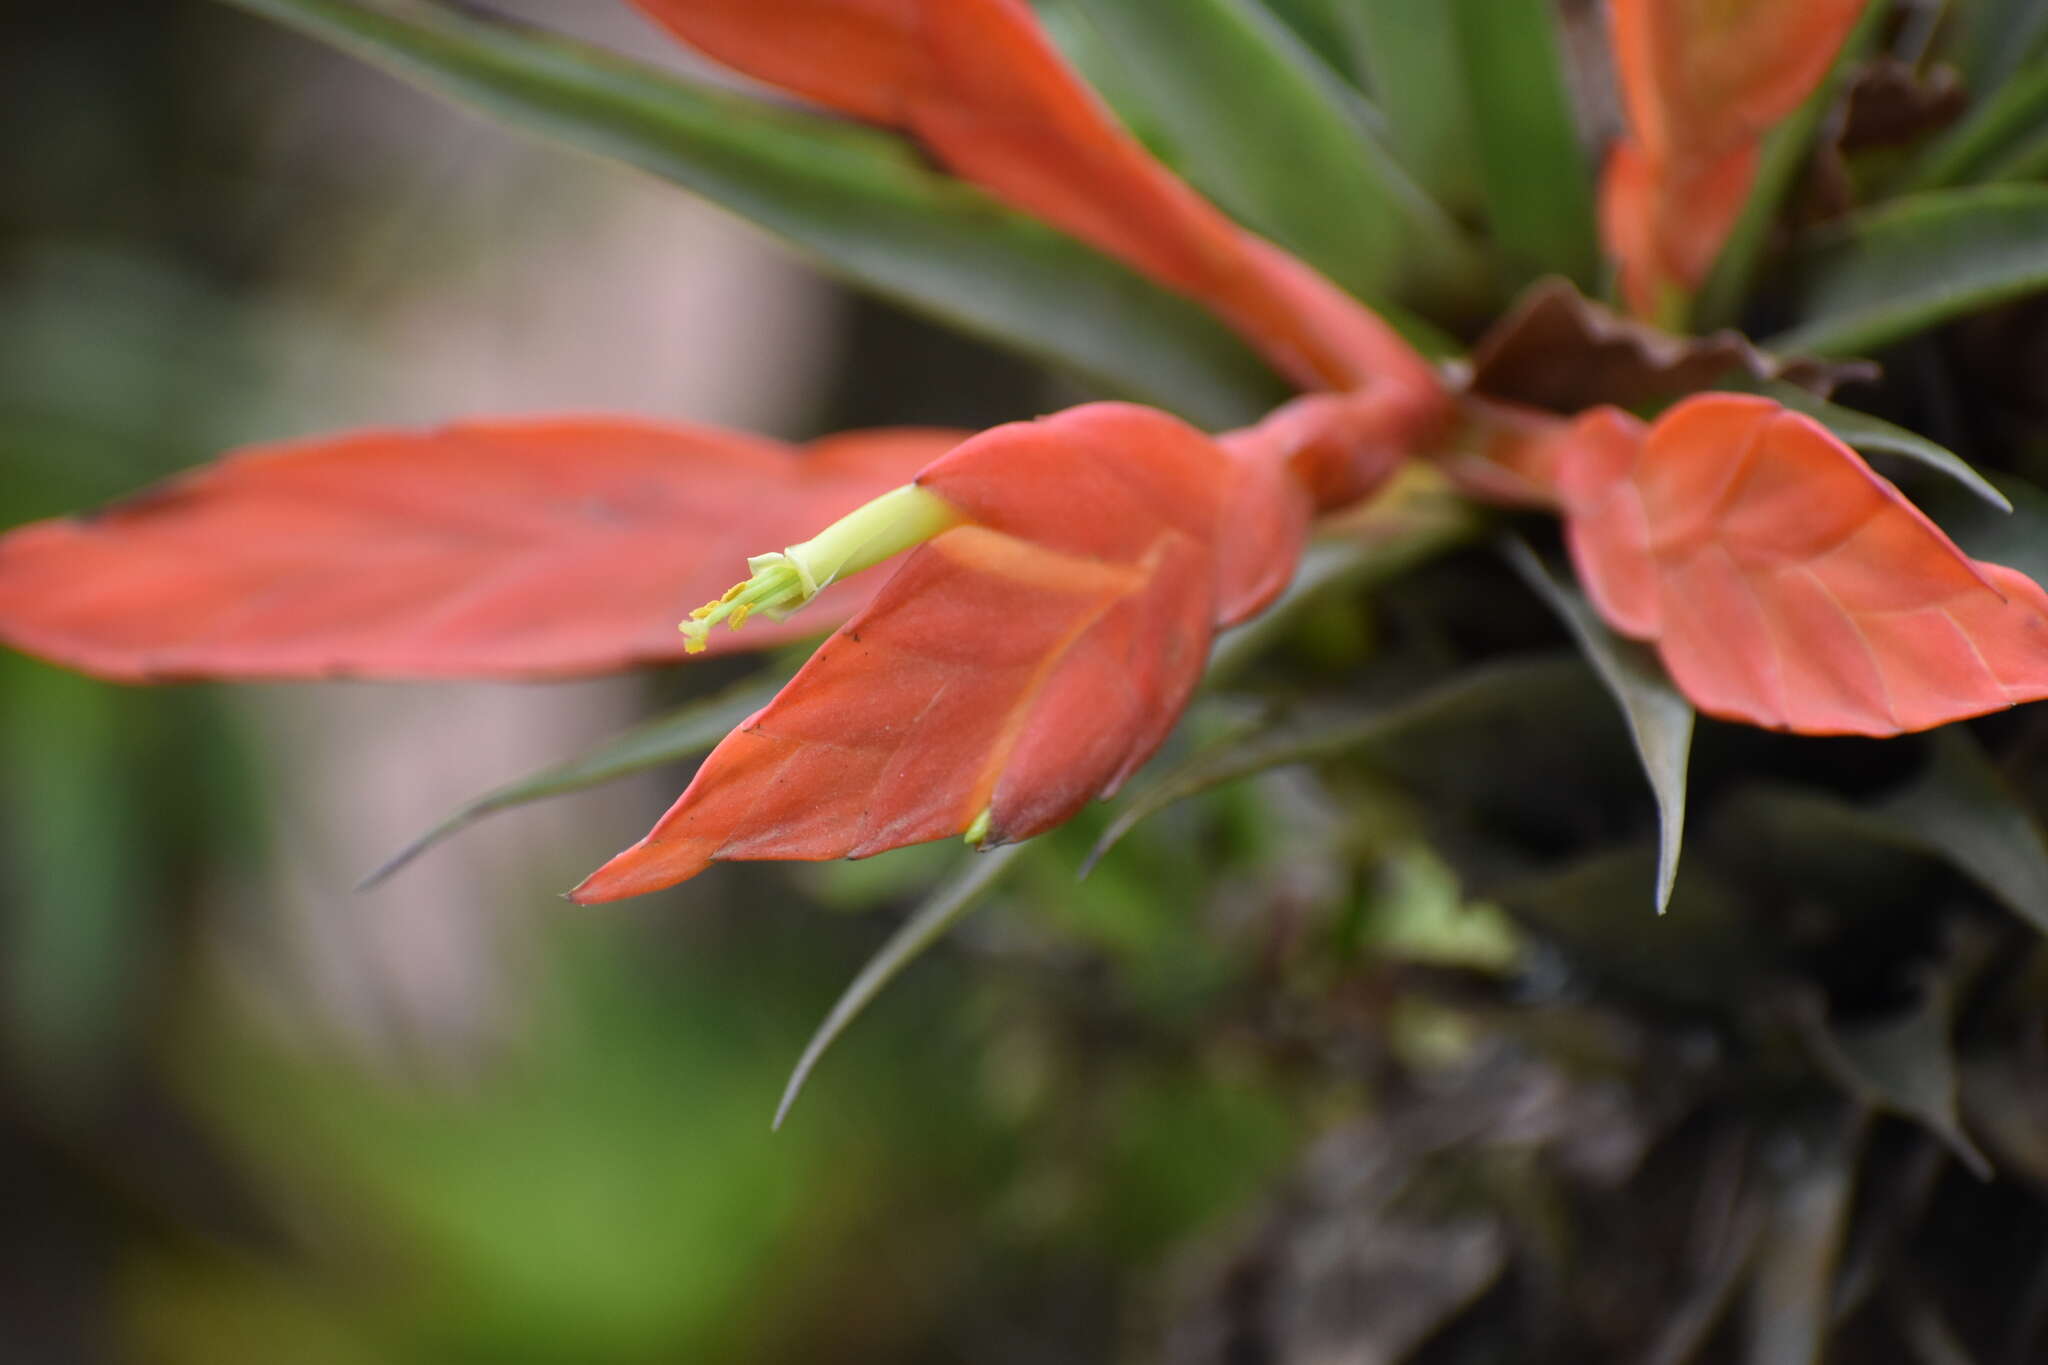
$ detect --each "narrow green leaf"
[359,668,788,890]
[1953,0,2048,110]
[1906,62,2048,190]
[774,845,1028,1130]
[1447,0,1599,290]
[1090,656,1592,867]
[1254,0,1358,72]
[1692,3,1883,331]
[1878,728,2048,937]
[1504,540,1693,915]
[1770,185,2048,358]
[1759,382,2012,512]
[1798,975,1992,1176]
[1339,0,1482,216]
[219,0,1286,427]
[1927,469,2048,588]
[1066,0,1490,315]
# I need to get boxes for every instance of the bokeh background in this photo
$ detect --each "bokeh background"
[2,5,1363,1359]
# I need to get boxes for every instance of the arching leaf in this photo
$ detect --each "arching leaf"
[0,419,956,681]
[1772,185,2048,358]
[1504,539,1693,914]
[775,844,1028,1129]
[1063,0,1487,313]
[627,0,1443,397]
[222,0,1287,426]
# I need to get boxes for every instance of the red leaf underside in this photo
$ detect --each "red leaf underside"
[0,419,959,681]
[1563,394,2048,735]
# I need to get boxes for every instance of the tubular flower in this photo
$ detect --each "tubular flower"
[1602,0,1868,318]
[571,396,1396,901]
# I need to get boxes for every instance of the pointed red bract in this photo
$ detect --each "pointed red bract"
[1559,394,2048,735]
[1603,0,1866,315]
[571,402,1258,900]
[628,0,1441,402]
[0,419,958,681]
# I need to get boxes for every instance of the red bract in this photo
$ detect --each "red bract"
[0,420,956,680]
[572,403,1259,900]
[627,0,1443,402]
[1557,394,2048,736]
[1603,0,1867,317]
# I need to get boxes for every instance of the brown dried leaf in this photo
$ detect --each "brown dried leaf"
[1840,57,1967,151]
[1465,277,1877,413]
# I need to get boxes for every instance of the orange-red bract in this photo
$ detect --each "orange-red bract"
[0,419,958,681]
[627,0,1443,402]
[1603,0,1867,315]
[571,401,1280,901]
[1558,393,2048,735]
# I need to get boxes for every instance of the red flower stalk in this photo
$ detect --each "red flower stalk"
[1602,0,1868,319]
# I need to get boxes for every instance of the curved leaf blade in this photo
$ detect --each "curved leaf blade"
[1771,185,2048,358]
[1339,0,1481,217]
[359,666,792,890]
[1906,61,2048,191]
[1090,656,1594,867]
[1760,382,2012,513]
[220,0,1286,426]
[774,844,1027,1130]
[1505,538,1693,914]
[1879,727,2048,937]
[1449,0,1599,290]
[1066,0,1487,312]
[0,418,953,682]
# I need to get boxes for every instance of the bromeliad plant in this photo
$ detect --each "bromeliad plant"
[14,5,2048,1338]
[8,0,2048,888]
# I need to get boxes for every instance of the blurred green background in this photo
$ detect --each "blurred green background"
[0,5,1344,1360]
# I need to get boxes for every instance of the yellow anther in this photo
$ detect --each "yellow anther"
[677,482,961,651]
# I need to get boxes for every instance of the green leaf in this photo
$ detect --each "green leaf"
[1796,975,1991,1176]
[1692,2,1883,331]
[359,668,789,890]
[1770,184,2048,358]
[1447,0,1599,291]
[1089,656,1597,868]
[774,845,1029,1130]
[1759,382,2012,512]
[1338,0,1482,217]
[1906,62,2048,190]
[1065,0,1489,316]
[1952,0,2048,113]
[1927,469,2048,588]
[1504,540,1694,914]
[219,0,1287,428]
[1878,728,2048,938]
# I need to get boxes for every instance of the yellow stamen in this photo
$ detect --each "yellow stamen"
[679,482,961,652]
